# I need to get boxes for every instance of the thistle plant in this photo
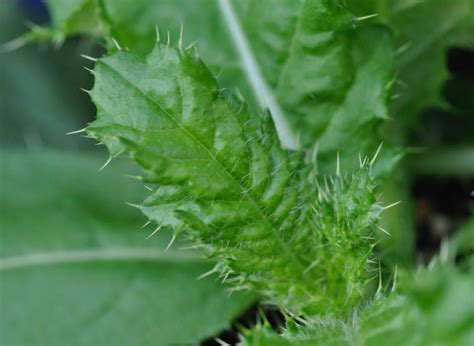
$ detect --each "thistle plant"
[3,0,473,344]
[84,41,389,318]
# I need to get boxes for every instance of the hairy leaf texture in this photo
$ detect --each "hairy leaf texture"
[36,0,397,172]
[86,43,383,316]
[242,263,474,345]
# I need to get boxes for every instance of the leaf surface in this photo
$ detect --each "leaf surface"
[86,43,383,316]
[38,0,396,171]
[243,264,474,345]
[0,150,254,345]
[349,0,474,131]
[232,1,394,157]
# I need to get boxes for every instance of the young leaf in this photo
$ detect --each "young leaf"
[0,151,254,345]
[242,263,474,345]
[85,42,383,316]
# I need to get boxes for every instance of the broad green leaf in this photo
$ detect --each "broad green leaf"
[37,0,396,171]
[85,42,384,317]
[0,150,254,345]
[349,0,474,132]
[231,1,396,171]
[242,263,474,345]
[311,25,395,173]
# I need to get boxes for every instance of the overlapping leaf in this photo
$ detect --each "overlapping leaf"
[35,0,396,172]
[0,151,254,345]
[86,42,384,316]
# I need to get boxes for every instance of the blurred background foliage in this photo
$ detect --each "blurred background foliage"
[0,0,95,150]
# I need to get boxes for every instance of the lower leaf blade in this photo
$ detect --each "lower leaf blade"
[0,150,254,345]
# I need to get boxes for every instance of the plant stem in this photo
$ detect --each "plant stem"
[218,0,298,150]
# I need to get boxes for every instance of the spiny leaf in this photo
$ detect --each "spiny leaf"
[86,42,383,317]
[36,0,397,172]
[242,263,474,345]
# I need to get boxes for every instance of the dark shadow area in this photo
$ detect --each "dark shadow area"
[413,177,473,262]
[202,304,285,345]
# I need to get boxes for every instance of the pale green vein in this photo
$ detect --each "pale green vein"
[218,0,298,149]
[0,248,204,272]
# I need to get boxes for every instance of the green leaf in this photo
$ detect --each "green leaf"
[38,0,396,172]
[349,0,474,132]
[86,43,383,317]
[311,25,395,173]
[242,263,474,345]
[345,0,474,269]
[358,264,474,346]
[0,150,254,345]
[233,1,394,159]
